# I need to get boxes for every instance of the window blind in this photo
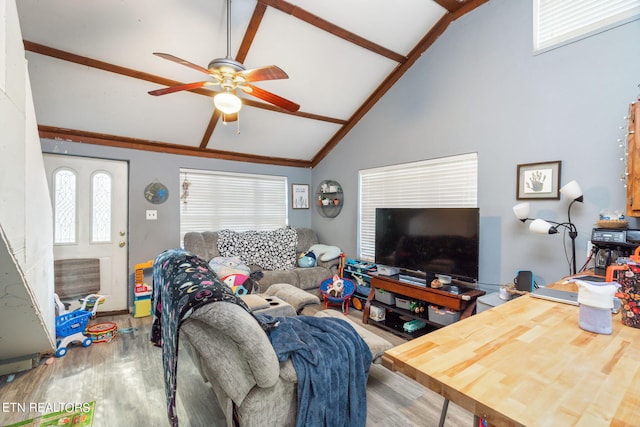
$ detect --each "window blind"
[358,153,478,261]
[179,168,288,245]
[534,0,640,52]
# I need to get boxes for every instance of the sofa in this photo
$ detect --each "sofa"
[183,227,340,295]
[181,301,393,427]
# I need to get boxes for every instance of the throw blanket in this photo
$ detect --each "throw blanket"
[266,315,372,427]
[150,248,250,427]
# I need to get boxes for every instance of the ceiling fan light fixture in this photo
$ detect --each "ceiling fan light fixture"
[214,90,242,115]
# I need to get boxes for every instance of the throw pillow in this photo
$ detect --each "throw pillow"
[309,244,342,261]
[217,227,298,271]
[209,256,251,277]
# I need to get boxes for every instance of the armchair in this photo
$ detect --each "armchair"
[180,302,392,427]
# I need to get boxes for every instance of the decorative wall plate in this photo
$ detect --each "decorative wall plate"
[144,182,169,204]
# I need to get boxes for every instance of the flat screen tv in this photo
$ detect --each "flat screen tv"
[375,207,479,282]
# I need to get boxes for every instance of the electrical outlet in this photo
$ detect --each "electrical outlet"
[146,210,158,220]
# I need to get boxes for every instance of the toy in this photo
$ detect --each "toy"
[222,273,250,295]
[319,276,356,314]
[86,321,118,343]
[327,274,344,298]
[54,293,105,357]
[430,278,443,289]
[134,260,153,293]
[297,250,316,268]
[209,256,251,277]
[221,270,262,295]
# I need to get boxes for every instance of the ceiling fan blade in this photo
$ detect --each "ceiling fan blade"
[153,52,211,75]
[238,65,288,83]
[241,84,300,112]
[148,81,211,96]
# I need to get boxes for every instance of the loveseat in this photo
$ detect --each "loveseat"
[183,227,340,295]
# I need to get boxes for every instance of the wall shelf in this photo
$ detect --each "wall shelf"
[316,180,343,218]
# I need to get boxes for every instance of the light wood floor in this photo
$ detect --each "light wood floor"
[0,305,473,427]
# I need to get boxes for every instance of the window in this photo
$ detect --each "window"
[534,0,640,52]
[358,153,478,261]
[91,172,112,243]
[179,168,288,244]
[53,168,77,244]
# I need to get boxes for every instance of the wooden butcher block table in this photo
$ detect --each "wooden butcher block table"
[383,278,640,426]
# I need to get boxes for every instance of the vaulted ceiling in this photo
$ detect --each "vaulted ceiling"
[17,0,487,168]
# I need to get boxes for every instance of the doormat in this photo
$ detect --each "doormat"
[3,401,95,427]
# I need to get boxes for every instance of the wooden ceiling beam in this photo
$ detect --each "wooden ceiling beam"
[260,0,407,64]
[23,40,343,124]
[433,0,488,15]
[23,40,217,97]
[24,39,343,154]
[26,0,488,168]
[199,1,269,149]
[236,1,268,64]
[311,0,489,166]
[451,0,490,19]
[433,0,469,13]
[199,110,222,149]
[38,125,312,168]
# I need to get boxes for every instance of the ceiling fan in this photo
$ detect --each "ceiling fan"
[148,0,299,116]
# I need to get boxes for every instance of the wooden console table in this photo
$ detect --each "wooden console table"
[363,274,485,338]
[382,282,640,426]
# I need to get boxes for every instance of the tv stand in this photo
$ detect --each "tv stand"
[363,273,485,339]
[398,274,427,286]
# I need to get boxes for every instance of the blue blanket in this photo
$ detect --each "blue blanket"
[266,315,372,427]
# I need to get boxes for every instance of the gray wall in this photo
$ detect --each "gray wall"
[1,0,56,368]
[311,0,640,288]
[40,140,312,299]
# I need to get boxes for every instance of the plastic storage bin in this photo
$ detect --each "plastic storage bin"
[395,297,412,310]
[374,289,396,305]
[428,305,461,326]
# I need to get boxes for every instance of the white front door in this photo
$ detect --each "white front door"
[44,154,129,313]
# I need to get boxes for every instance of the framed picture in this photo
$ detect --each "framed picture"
[516,161,562,200]
[292,184,310,209]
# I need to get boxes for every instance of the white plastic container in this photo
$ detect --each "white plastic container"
[370,305,386,321]
[575,280,618,335]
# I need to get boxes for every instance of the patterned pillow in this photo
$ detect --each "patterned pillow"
[217,227,298,271]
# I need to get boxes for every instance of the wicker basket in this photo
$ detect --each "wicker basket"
[596,219,628,229]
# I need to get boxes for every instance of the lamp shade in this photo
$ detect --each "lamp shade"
[214,91,242,114]
[560,180,583,202]
[513,202,530,221]
[529,218,556,234]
